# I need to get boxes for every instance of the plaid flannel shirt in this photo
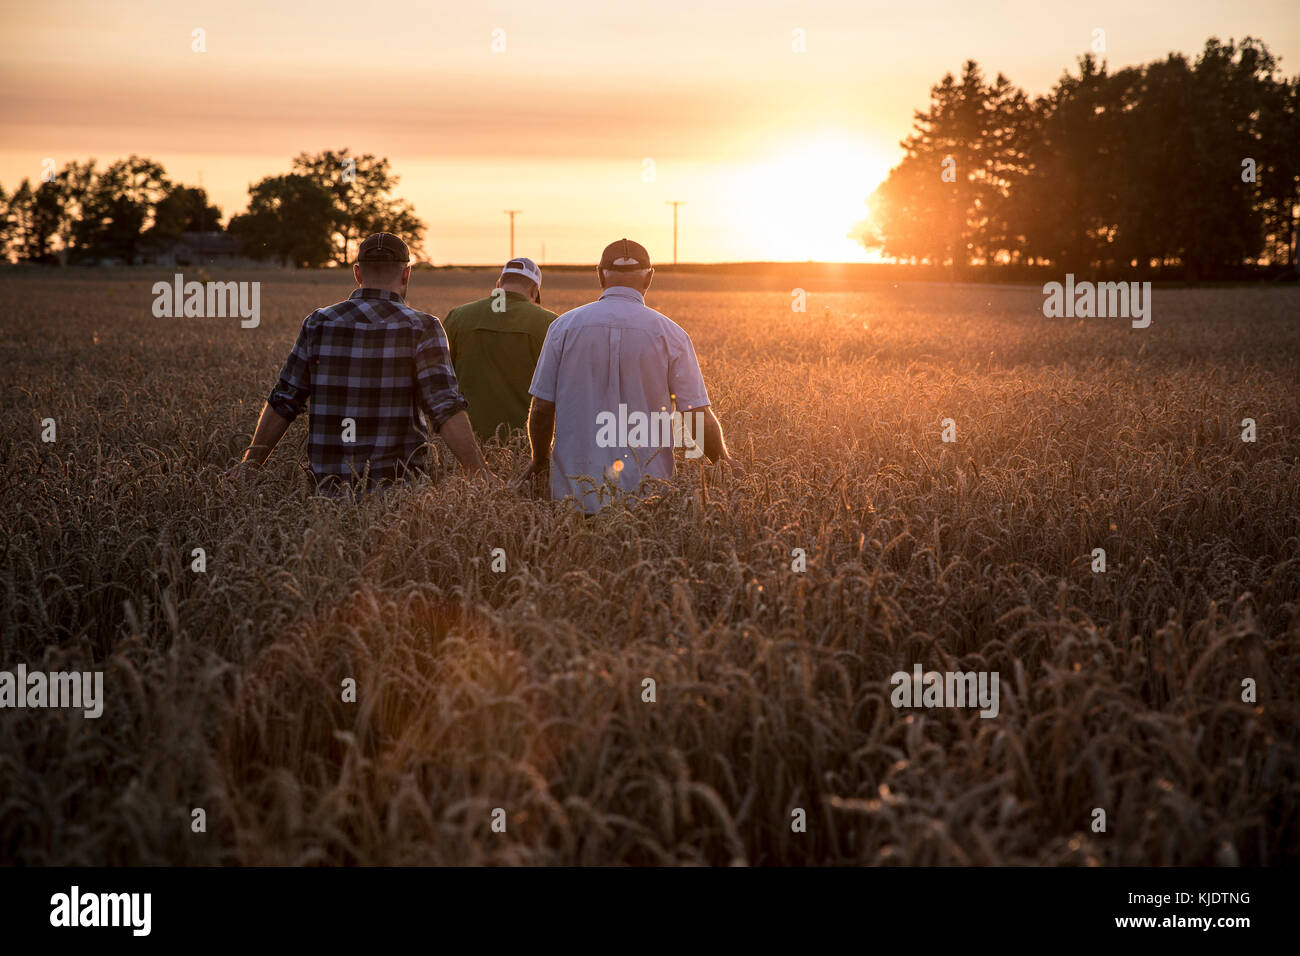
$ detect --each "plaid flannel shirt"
[266,288,468,488]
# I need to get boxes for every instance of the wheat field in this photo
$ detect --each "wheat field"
[1,267,1297,865]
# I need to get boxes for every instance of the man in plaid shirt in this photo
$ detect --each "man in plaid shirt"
[227,232,487,490]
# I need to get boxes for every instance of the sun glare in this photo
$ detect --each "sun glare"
[729,133,891,262]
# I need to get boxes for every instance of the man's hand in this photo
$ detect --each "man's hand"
[519,457,547,479]
[514,457,548,493]
[525,397,555,488]
[680,405,739,469]
[436,410,488,474]
[719,456,746,477]
[227,404,292,480]
[465,464,502,488]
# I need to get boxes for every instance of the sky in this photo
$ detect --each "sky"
[1,0,1297,264]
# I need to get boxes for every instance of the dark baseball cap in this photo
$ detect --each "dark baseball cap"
[599,238,651,272]
[357,232,410,263]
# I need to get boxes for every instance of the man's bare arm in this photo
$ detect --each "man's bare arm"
[680,405,743,472]
[232,402,292,470]
[437,410,487,474]
[522,396,556,479]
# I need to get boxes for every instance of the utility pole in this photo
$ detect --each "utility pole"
[504,210,521,259]
[665,201,684,265]
[197,170,204,270]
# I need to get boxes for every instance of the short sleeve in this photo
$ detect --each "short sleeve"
[667,330,710,410]
[528,322,563,403]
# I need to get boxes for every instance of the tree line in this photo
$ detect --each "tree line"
[857,37,1300,278]
[4,37,1295,278]
[0,148,425,268]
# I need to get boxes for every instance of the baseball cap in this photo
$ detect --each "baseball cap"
[500,257,542,288]
[357,232,410,263]
[599,238,651,272]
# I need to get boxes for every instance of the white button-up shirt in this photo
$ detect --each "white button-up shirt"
[529,286,710,512]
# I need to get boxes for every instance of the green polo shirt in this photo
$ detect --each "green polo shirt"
[443,291,558,441]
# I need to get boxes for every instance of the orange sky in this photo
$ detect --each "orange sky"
[2,0,1297,264]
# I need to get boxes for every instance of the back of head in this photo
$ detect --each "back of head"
[355,232,412,290]
[498,257,542,303]
[598,238,653,291]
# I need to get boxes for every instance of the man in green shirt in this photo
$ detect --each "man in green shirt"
[443,257,558,443]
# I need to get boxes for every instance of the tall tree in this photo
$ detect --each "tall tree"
[54,160,98,264]
[2,177,62,263]
[6,180,35,261]
[149,184,223,241]
[78,156,170,262]
[1018,55,1125,273]
[1178,38,1279,276]
[864,37,1295,278]
[0,183,11,261]
[228,174,335,267]
[1239,48,1299,268]
[290,149,426,264]
[12,179,65,263]
[866,62,1031,270]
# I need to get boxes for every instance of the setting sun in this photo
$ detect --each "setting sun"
[724,133,892,262]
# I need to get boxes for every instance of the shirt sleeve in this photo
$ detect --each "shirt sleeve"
[528,321,563,403]
[668,330,710,410]
[414,316,469,431]
[266,313,315,421]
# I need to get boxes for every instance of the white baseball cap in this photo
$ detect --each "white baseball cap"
[500,257,542,288]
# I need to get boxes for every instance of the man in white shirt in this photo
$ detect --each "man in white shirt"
[522,238,742,513]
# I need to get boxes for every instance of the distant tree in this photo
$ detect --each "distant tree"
[862,36,1298,278]
[228,173,335,267]
[290,149,426,264]
[1176,39,1281,277]
[54,160,98,264]
[866,156,940,264]
[6,180,34,260]
[980,72,1037,263]
[0,177,62,263]
[0,183,11,261]
[6,179,65,263]
[1075,37,1294,279]
[77,156,170,262]
[1246,56,1300,267]
[1017,55,1125,273]
[149,184,223,241]
[866,61,1032,270]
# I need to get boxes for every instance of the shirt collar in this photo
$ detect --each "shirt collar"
[600,286,645,303]
[350,288,405,303]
